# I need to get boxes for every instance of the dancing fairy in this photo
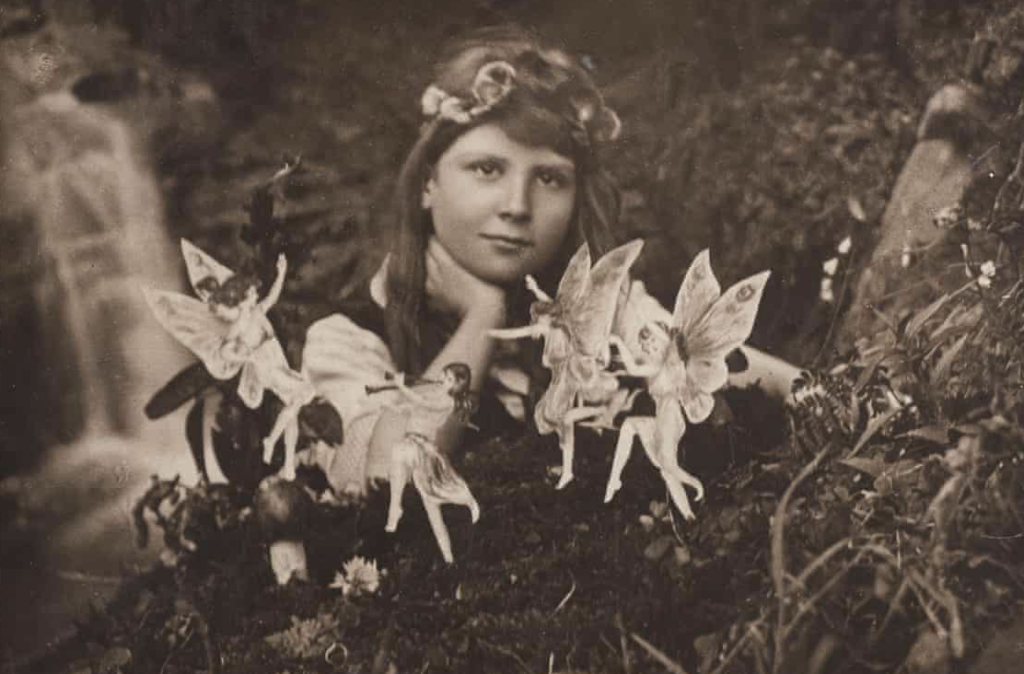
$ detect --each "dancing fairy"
[489,240,643,488]
[143,240,315,479]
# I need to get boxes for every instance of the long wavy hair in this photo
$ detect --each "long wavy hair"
[384,25,622,376]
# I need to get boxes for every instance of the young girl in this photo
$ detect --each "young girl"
[303,24,804,516]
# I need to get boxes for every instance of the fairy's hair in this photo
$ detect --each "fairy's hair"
[385,24,622,375]
[442,362,472,395]
[442,362,477,425]
[197,274,261,309]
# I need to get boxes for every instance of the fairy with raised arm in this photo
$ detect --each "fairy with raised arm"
[489,239,643,488]
[144,240,315,479]
[605,250,770,519]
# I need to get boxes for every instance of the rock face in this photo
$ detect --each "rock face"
[837,83,1001,349]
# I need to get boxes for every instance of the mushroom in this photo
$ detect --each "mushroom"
[254,476,311,585]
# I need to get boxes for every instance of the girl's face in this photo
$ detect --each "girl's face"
[424,123,577,285]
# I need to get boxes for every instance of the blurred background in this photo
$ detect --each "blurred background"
[2,0,1021,666]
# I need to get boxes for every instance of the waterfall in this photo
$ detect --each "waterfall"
[12,90,189,438]
[1,72,213,661]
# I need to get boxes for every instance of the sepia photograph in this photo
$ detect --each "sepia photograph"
[1,0,1023,672]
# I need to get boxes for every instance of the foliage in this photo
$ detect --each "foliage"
[263,611,343,661]
[684,141,1024,674]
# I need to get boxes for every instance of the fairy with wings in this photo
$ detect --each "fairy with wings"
[489,239,644,489]
[143,239,315,479]
[301,315,479,563]
[604,250,769,519]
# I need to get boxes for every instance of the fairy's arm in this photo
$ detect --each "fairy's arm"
[488,324,545,340]
[524,274,553,303]
[608,335,660,378]
[258,254,288,313]
[726,345,802,401]
[393,378,450,410]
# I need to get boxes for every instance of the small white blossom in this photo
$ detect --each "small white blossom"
[820,277,834,303]
[330,556,381,597]
[837,236,852,255]
[900,251,911,269]
[980,260,996,278]
[978,274,992,289]
[823,257,839,276]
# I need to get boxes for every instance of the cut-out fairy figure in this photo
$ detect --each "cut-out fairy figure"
[374,362,480,563]
[488,240,643,488]
[605,250,770,519]
[144,239,315,479]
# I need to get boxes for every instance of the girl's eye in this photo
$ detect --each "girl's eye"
[537,170,571,189]
[469,161,501,178]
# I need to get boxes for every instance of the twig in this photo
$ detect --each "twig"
[480,640,532,674]
[781,548,869,645]
[616,612,634,674]
[772,450,828,628]
[159,622,194,674]
[193,608,220,674]
[54,569,128,585]
[552,572,577,614]
[872,579,910,643]
[630,633,689,674]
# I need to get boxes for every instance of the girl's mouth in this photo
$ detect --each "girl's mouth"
[480,234,533,251]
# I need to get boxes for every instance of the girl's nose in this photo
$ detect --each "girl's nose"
[499,174,531,224]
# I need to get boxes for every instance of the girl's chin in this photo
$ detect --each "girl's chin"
[461,252,544,287]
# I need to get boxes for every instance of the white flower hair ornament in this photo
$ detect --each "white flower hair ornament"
[421,60,517,124]
[420,59,622,144]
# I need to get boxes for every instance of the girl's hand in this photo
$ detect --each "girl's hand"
[426,237,506,324]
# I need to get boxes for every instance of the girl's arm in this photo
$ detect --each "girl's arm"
[369,238,507,458]
[726,345,802,402]
[259,254,288,312]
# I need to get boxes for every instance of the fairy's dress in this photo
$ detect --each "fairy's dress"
[533,322,573,435]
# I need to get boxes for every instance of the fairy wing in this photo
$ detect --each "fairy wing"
[684,270,770,360]
[143,287,242,380]
[612,279,672,363]
[671,249,722,339]
[181,239,235,300]
[563,239,644,355]
[302,313,399,423]
[553,243,593,311]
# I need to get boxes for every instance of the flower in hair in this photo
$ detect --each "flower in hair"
[421,60,517,124]
[420,57,622,144]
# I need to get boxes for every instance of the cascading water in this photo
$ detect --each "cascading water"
[1,40,213,661]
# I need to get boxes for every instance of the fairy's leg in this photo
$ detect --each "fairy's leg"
[654,400,701,520]
[420,497,455,564]
[409,439,479,563]
[386,439,414,533]
[554,404,607,489]
[279,418,299,481]
[605,416,656,503]
[263,401,300,464]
